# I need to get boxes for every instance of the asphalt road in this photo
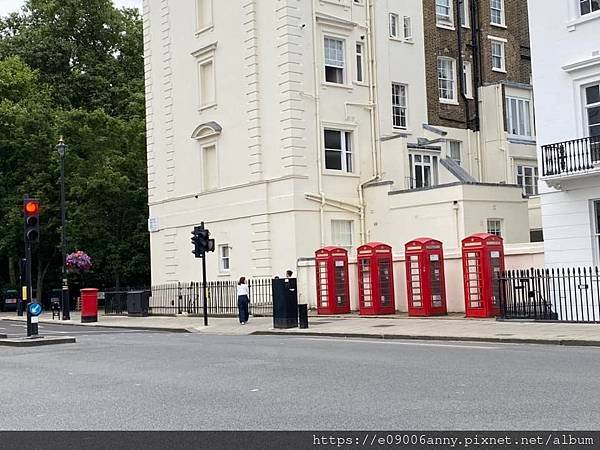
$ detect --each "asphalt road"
[1,323,599,430]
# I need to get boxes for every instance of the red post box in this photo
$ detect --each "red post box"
[462,233,505,318]
[405,238,448,317]
[357,242,396,315]
[80,288,99,323]
[315,247,351,315]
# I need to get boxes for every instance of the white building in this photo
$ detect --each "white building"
[143,0,538,285]
[529,0,600,268]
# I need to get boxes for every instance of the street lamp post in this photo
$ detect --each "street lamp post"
[56,137,70,320]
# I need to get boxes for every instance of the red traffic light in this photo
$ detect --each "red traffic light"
[24,200,40,216]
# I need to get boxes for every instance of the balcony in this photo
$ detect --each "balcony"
[541,136,600,181]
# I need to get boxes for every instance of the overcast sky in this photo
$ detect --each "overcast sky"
[0,0,142,16]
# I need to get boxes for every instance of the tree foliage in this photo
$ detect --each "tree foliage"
[0,0,148,297]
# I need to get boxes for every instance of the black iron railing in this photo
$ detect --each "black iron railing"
[499,267,600,323]
[149,278,273,317]
[104,290,128,315]
[542,136,600,177]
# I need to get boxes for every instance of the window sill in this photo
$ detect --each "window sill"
[439,99,459,105]
[195,25,214,36]
[392,126,408,133]
[436,22,455,31]
[492,68,507,73]
[567,10,600,31]
[353,81,369,88]
[508,136,536,144]
[490,22,507,29]
[403,38,414,44]
[321,81,353,90]
[199,102,217,112]
[389,36,403,42]
[323,170,360,178]
[217,272,231,277]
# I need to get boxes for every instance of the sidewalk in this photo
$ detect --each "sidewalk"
[2,311,600,345]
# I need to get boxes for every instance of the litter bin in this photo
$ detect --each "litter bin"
[298,304,309,329]
[80,288,99,323]
[127,290,150,317]
[2,289,19,312]
[272,278,298,329]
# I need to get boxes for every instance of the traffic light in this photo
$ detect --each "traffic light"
[191,224,216,258]
[23,199,40,243]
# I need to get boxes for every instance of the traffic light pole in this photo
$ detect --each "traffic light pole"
[202,253,208,327]
[25,241,38,336]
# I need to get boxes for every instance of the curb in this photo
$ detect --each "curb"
[0,337,77,347]
[250,330,600,347]
[0,318,192,334]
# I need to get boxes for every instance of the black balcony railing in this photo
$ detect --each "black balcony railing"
[542,136,600,177]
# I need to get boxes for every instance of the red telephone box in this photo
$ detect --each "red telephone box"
[315,247,351,315]
[462,233,505,318]
[357,243,396,315]
[405,238,447,317]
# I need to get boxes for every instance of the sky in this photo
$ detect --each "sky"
[0,0,142,16]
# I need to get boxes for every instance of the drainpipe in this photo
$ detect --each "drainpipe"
[471,0,484,181]
[311,0,326,246]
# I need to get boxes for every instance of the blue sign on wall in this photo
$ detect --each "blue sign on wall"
[28,303,42,317]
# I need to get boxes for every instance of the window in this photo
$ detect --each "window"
[516,165,539,196]
[331,220,353,249]
[219,245,230,272]
[403,16,412,39]
[487,219,503,237]
[580,0,600,16]
[196,0,213,32]
[490,0,505,26]
[389,13,399,38]
[530,229,544,243]
[324,37,345,84]
[460,0,470,27]
[436,0,453,26]
[438,57,457,103]
[506,97,532,138]
[594,201,600,263]
[585,83,600,137]
[355,43,365,83]
[462,61,473,99]
[491,39,505,72]
[324,129,353,172]
[392,83,407,129]
[409,153,439,189]
[449,141,462,166]
[202,144,218,190]
[198,59,215,107]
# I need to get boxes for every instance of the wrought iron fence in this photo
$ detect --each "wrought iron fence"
[149,278,273,317]
[542,136,600,177]
[104,290,128,315]
[499,267,600,323]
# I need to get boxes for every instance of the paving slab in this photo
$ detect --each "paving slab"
[0,336,76,347]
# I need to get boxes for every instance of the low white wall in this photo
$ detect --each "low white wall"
[297,243,545,313]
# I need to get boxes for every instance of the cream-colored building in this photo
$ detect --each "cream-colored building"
[143,0,537,284]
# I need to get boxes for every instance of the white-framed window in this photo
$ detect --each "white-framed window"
[198,58,216,108]
[516,165,539,196]
[580,0,600,16]
[448,141,462,166]
[392,83,408,129]
[324,129,353,172]
[202,143,218,191]
[585,83,600,137]
[324,37,345,84]
[438,57,457,103]
[593,200,600,264]
[506,97,532,138]
[331,220,353,250]
[403,16,413,40]
[436,0,453,26]
[219,244,230,272]
[389,13,399,38]
[490,39,505,72]
[409,153,439,189]
[462,61,473,99]
[355,42,365,83]
[460,0,470,27]
[487,219,503,237]
[490,0,505,26]
[196,0,213,32]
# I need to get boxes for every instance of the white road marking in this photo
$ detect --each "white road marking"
[296,337,499,350]
[250,389,259,392]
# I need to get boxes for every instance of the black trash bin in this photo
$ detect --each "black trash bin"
[298,304,309,329]
[127,290,150,317]
[272,278,298,329]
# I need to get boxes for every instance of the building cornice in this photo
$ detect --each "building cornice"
[562,54,600,73]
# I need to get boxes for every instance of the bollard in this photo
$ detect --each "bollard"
[298,304,309,329]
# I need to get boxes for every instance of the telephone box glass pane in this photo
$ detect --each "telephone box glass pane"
[360,258,372,307]
[466,252,482,308]
[334,263,347,306]
[490,251,501,307]
[410,255,422,308]
[429,254,442,308]
[318,261,328,307]
[378,258,392,307]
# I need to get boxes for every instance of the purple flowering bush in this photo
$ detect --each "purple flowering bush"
[66,250,93,273]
